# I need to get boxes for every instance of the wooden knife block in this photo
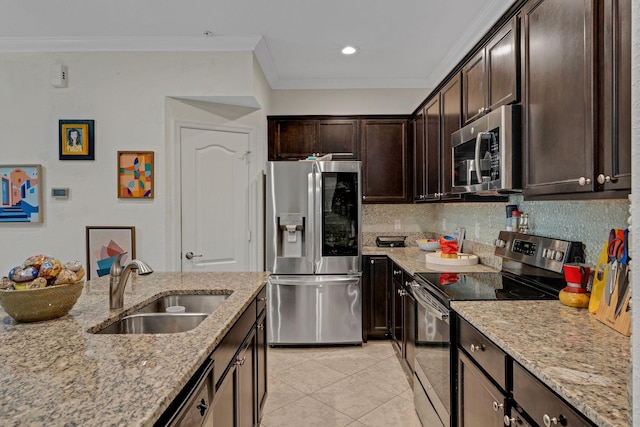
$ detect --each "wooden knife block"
[594,275,631,336]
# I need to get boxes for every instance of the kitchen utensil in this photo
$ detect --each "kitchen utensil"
[605,229,624,305]
[614,229,630,318]
[588,242,610,313]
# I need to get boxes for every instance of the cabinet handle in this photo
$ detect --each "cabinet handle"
[258,297,267,302]
[257,323,264,330]
[196,399,209,416]
[478,107,484,115]
[504,415,517,426]
[235,356,246,366]
[542,414,565,427]
[470,343,485,353]
[597,174,618,184]
[577,177,592,186]
[492,401,504,412]
[362,195,367,201]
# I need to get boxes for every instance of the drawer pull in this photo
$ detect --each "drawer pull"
[235,356,247,367]
[257,323,264,330]
[196,399,208,416]
[470,343,485,353]
[258,297,267,302]
[543,414,565,426]
[492,401,503,412]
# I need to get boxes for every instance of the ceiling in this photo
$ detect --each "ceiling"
[0,0,517,90]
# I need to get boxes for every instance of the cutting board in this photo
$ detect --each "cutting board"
[425,252,479,266]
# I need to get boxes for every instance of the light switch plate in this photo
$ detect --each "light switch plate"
[51,188,69,199]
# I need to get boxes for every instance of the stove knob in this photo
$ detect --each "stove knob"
[542,248,548,258]
[545,250,556,260]
[495,239,506,248]
[554,251,565,262]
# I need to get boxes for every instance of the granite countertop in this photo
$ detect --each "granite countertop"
[0,272,268,427]
[452,300,631,427]
[362,246,499,275]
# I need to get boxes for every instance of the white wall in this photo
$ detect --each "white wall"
[0,51,268,274]
[270,88,427,115]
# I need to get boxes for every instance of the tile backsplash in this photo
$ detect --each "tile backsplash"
[363,195,630,266]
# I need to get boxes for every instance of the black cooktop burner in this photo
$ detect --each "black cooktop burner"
[413,271,562,307]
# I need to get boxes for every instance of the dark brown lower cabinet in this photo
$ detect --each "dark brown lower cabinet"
[209,287,266,427]
[458,351,507,427]
[363,256,390,340]
[256,309,267,423]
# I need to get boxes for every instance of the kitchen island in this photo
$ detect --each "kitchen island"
[0,271,268,426]
[453,300,631,427]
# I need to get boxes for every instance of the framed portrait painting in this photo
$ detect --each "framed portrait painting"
[117,151,154,198]
[59,120,95,160]
[85,226,136,279]
[0,164,43,223]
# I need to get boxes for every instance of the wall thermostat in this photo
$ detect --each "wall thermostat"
[51,188,69,199]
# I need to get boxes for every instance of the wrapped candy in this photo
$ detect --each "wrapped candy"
[8,266,39,282]
[1,277,16,290]
[38,258,63,280]
[22,254,47,269]
[54,267,85,285]
[14,277,48,290]
[64,260,83,272]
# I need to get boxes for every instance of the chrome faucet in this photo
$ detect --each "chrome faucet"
[109,252,153,309]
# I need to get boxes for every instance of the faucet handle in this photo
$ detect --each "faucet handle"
[109,252,128,277]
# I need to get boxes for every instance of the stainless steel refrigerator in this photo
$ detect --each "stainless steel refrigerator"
[266,160,362,345]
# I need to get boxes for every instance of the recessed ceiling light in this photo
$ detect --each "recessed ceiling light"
[341,46,357,55]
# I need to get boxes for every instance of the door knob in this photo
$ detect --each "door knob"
[185,252,203,260]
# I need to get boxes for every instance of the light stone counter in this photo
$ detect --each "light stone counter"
[362,246,499,275]
[0,271,268,427]
[452,300,631,427]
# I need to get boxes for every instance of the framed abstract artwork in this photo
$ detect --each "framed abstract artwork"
[0,164,43,223]
[59,120,95,160]
[117,151,154,198]
[85,226,136,280]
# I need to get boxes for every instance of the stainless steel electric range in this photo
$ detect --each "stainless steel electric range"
[411,231,585,427]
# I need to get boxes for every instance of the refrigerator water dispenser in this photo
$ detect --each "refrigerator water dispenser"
[278,213,305,257]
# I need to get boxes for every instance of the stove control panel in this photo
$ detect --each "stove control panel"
[494,231,584,273]
[512,239,537,256]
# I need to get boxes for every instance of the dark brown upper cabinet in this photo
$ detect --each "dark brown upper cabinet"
[361,119,412,203]
[413,74,463,202]
[599,0,631,192]
[317,120,360,160]
[521,0,597,197]
[268,118,359,160]
[268,119,316,160]
[462,17,519,125]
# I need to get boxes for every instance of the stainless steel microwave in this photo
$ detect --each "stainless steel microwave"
[451,105,521,195]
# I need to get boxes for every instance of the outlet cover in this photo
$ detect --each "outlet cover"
[394,220,401,230]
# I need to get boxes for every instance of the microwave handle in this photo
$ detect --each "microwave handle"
[474,132,484,184]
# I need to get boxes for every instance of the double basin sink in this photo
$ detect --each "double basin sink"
[94,293,230,335]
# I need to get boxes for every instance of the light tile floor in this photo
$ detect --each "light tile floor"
[260,341,422,427]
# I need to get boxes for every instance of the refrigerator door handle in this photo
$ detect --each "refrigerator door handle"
[307,171,315,268]
[313,164,322,273]
[268,274,362,286]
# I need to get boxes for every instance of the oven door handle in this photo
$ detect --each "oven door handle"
[412,282,449,321]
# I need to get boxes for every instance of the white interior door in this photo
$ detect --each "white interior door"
[180,127,250,271]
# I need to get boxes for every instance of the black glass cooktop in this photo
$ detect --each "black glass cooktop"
[413,271,564,307]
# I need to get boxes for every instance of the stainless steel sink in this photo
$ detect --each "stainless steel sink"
[94,313,209,334]
[133,293,230,314]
